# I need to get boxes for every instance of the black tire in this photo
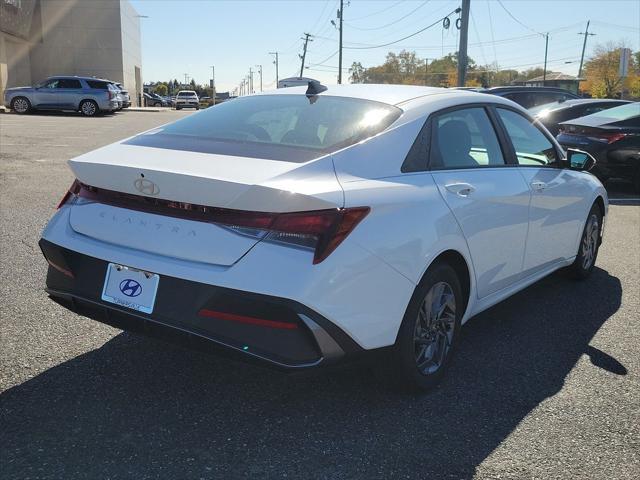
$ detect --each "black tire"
[153,101,161,107]
[196,105,200,110]
[79,100,99,117]
[568,203,602,279]
[11,96,31,114]
[634,168,640,194]
[384,261,464,392]
[176,106,182,110]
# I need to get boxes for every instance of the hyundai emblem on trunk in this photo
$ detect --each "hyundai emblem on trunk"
[134,178,159,196]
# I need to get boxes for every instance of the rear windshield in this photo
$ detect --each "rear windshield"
[86,80,109,89]
[125,94,402,162]
[580,102,640,122]
[178,91,196,96]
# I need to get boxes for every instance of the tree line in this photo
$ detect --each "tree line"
[349,43,639,98]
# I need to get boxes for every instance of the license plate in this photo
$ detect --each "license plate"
[101,263,159,314]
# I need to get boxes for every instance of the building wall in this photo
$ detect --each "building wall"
[1,0,142,105]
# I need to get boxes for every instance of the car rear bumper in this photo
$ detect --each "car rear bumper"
[39,238,363,370]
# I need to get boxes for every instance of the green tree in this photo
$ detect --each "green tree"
[154,83,168,96]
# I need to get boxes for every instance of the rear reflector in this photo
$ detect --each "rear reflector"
[70,182,369,264]
[45,258,74,278]
[198,309,298,330]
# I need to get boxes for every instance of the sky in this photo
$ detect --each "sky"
[130,0,640,94]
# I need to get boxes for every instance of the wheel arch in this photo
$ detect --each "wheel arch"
[430,249,472,319]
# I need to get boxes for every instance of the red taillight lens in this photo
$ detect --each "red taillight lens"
[269,207,370,264]
[56,179,81,209]
[588,132,627,144]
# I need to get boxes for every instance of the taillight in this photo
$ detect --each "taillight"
[218,207,370,264]
[587,132,628,144]
[57,179,81,209]
[71,182,369,264]
[266,207,370,264]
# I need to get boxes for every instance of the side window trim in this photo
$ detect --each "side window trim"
[493,105,564,169]
[401,117,432,173]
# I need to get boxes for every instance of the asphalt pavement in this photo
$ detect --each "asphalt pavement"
[0,110,639,479]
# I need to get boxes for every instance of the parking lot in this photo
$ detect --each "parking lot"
[0,111,638,479]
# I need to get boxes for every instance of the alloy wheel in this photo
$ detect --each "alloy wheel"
[414,281,456,375]
[581,214,599,270]
[13,98,29,113]
[82,101,97,116]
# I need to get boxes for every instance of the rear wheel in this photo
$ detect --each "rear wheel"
[386,262,463,392]
[634,168,640,193]
[11,96,31,114]
[568,204,602,279]
[79,100,99,117]
[176,105,182,110]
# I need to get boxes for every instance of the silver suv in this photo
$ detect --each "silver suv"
[3,76,120,116]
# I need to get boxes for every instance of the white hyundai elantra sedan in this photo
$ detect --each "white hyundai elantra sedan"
[40,83,607,391]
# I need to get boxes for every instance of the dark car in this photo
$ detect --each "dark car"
[481,86,580,109]
[143,92,169,107]
[530,99,630,136]
[556,102,640,191]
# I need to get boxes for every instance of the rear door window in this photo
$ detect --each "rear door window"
[58,79,82,89]
[86,80,108,89]
[429,107,505,169]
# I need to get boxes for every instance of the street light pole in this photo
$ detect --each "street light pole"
[338,0,343,84]
[543,33,549,86]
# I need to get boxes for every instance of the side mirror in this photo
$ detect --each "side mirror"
[566,148,596,171]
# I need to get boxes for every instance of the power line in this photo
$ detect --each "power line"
[344,0,432,31]
[496,0,544,36]
[344,8,461,50]
[348,0,406,22]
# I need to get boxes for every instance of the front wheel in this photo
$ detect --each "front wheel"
[568,204,602,279]
[79,100,99,117]
[11,96,31,114]
[387,262,463,392]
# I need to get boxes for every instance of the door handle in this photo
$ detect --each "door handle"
[531,181,547,191]
[444,182,476,197]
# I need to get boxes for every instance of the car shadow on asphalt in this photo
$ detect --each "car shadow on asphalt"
[0,267,623,479]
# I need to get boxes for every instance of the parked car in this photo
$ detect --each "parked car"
[3,76,119,116]
[175,90,199,110]
[557,102,640,191]
[113,83,131,108]
[478,86,580,109]
[143,92,169,107]
[530,99,630,136]
[40,84,607,391]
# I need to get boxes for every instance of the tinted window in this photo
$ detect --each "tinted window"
[86,80,108,89]
[178,91,196,96]
[497,108,558,166]
[126,95,402,162]
[429,108,505,169]
[58,78,82,89]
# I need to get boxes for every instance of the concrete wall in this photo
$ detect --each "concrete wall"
[1,0,142,105]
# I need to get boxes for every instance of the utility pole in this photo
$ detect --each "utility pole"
[210,65,215,105]
[456,0,470,87]
[269,51,279,87]
[543,33,549,86]
[183,73,189,87]
[577,20,596,79]
[338,0,344,84]
[299,33,312,78]
[248,68,253,94]
[255,65,263,92]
